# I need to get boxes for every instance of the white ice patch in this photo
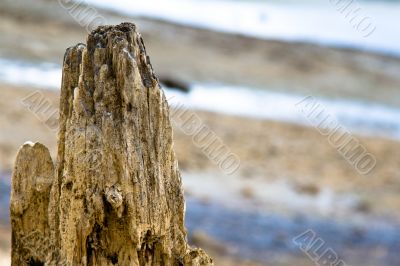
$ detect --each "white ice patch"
[83,0,400,56]
[165,84,400,140]
[0,58,61,89]
[1,58,399,140]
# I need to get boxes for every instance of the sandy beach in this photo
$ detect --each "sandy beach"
[2,84,400,217]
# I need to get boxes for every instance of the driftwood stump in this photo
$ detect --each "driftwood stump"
[10,23,212,266]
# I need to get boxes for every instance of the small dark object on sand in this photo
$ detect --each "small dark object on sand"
[159,76,190,93]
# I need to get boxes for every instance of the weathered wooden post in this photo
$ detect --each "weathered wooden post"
[10,23,212,266]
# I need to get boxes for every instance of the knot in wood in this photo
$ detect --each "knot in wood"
[105,186,123,209]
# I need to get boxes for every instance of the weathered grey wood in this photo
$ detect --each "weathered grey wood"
[11,23,212,266]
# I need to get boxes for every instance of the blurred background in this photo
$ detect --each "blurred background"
[1,0,400,265]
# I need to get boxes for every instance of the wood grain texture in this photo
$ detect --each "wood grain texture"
[10,23,212,266]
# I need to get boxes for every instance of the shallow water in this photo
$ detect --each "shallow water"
[0,174,10,225]
[185,198,400,265]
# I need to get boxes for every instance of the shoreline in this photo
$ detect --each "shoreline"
[1,58,400,140]
[1,85,400,219]
[1,0,400,107]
